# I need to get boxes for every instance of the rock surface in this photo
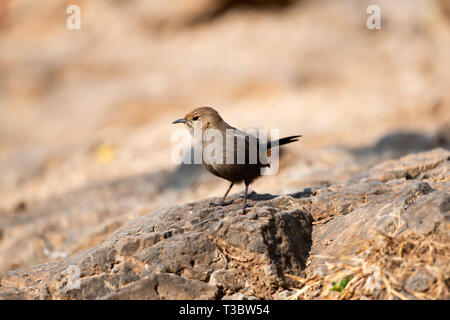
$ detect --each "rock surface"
[0,148,448,299]
[0,192,312,300]
[307,149,449,279]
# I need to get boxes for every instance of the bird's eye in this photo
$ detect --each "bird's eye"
[192,116,199,121]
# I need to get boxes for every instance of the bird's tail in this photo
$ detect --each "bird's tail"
[267,135,302,150]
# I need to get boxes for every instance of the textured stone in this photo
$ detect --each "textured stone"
[404,270,434,293]
[0,149,448,299]
[307,149,450,278]
[222,293,258,300]
[0,193,313,300]
[276,290,295,300]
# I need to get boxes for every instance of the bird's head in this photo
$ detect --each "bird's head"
[172,106,223,134]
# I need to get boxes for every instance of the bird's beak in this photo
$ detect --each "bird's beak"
[172,118,187,124]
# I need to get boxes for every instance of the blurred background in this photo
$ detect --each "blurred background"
[0,0,449,272]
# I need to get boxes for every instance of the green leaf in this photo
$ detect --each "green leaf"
[331,275,352,292]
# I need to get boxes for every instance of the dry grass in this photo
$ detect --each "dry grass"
[285,231,450,300]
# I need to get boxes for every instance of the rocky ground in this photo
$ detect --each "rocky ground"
[0,0,449,299]
[0,148,448,299]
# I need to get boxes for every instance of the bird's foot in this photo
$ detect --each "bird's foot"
[241,202,253,213]
[209,200,233,207]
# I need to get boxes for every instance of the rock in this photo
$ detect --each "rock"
[404,270,434,293]
[209,269,245,292]
[276,289,295,300]
[0,194,313,300]
[304,149,449,299]
[308,149,449,265]
[0,149,448,300]
[222,293,258,300]
[104,273,219,300]
[365,148,449,182]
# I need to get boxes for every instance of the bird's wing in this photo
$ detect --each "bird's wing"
[223,128,266,166]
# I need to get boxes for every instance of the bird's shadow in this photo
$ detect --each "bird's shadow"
[228,187,315,203]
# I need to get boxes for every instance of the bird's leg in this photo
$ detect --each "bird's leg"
[210,182,234,207]
[221,182,234,205]
[242,182,252,211]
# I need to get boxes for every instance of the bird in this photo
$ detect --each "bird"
[172,106,301,210]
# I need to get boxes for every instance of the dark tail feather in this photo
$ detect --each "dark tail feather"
[267,135,302,150]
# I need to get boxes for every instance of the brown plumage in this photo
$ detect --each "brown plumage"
[173,106,301,209]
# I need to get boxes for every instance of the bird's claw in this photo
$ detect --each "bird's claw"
[241,202,253,213]
[209,200,233,207]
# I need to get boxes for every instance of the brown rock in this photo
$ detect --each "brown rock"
[0,149,448,300]
[305,149,449,295]
[0,194,313,300]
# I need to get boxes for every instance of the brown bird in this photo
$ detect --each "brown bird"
[173,106,301,209]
